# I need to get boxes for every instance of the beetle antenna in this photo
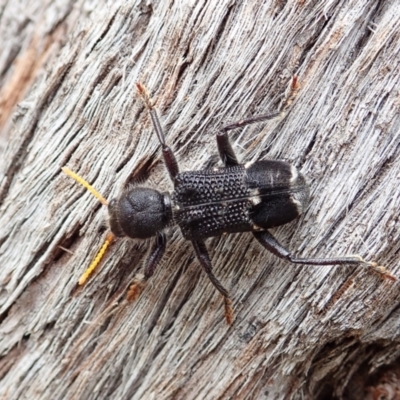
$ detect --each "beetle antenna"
[79,232,115,285]
[62,167,109,206]
[62,167,115,284]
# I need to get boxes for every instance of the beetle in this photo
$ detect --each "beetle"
[63,77,395,324]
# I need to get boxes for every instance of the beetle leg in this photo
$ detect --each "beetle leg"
[136,83,179,181]
[149,108,179,181]
[253,230,396,280]
[192,240,234,324]
[216,130,240,167]
[217,76,300,167]
[217,112,281,166]
[127,232,167,301]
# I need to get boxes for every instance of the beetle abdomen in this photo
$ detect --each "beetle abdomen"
[245,160,309,229]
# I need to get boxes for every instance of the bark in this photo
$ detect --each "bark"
[1,0,400,399]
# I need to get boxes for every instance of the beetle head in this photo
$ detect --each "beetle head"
[109,187,171,239]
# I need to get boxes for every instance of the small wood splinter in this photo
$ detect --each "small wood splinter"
[62,167,115,285]
[280,75,300,117]
[224,297,234,325]
[127,274,146,302]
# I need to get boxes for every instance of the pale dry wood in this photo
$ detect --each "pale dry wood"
[0,0,400,399]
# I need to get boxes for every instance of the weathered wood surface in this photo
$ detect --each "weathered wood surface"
[1,0,400,399]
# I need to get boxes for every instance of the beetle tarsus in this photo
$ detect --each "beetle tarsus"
[127,274,146,301]
[354,255,396,281]
[254,232,397,281]
[192,239,235,323]
[136,82,153,109]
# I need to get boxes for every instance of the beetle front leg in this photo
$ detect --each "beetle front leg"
[127,232,167,301]
[136,83,179,181]
[192,240,234,324]
[253,230,396,281]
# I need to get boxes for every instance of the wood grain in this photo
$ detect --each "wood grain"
[1,0,400,399]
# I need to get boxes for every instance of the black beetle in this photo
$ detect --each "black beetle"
[63,78,395,324]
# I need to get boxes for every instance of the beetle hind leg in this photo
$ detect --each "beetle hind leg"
[253,230,396,281]
[192,240,234,325]
[127,232,167,301]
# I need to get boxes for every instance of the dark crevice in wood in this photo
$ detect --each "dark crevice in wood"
[171,2,208,87]
[0,44,20,80]
[159,258,197,337]
[0,240,52,321]
[73,54,120,119]
[344,356,400,400]
[0,54,76,206]
[300,129,318,163]
[0,305,9,325]
[103,72,122,98]
[0,11,31,78]
[117,154,156,184]
[107,244,142,290]
[0,234,9,253]
[175,58,191,86]
[135,0,153,16]
[52,228,82,263]
[145,260,189,336]
[296,16,331,71]
[47,2,74,36]
[88,10,119,56]
[110,102,154,177]
[58,125,88,171]
[0,1,7,21]
[122,266,190,398]
[200,3,235,70]
[312,342,400,400]
[349,0,387,70]
[212,2,236,51]
[41,320,56,334]
[0,342,25,381]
